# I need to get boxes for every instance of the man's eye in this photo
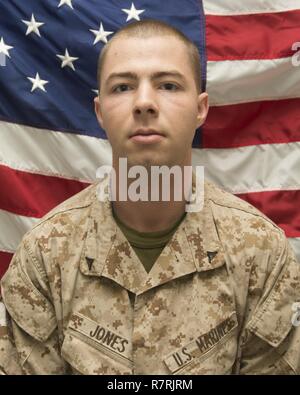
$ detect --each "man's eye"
[113,84,131,93]
[160,83,179,91]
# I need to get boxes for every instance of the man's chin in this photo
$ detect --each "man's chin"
[115,151,179,170]
[127,158,172,170]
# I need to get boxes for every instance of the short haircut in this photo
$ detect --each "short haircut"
[97,19,202,93]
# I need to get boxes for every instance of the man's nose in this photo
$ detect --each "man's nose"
[132,83,158,118]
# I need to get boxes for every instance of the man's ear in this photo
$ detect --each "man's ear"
[196,92,209,129]
[94,95,104,129]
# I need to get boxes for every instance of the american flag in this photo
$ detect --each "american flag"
[0,0,299,279]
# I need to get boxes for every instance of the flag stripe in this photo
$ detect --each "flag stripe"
[2,133,300,196]
[207,57,300,106]
[203,0,300,15]
[192,142,300,194]
[2,161,300,236]
[0,251,12,279]
[0,120,111,182]
[0,209,38,252]
[236,190,300,238]
[203,98,300,148]
[206,10,300,61]
[1,101,299,166]
[0,164,90,218]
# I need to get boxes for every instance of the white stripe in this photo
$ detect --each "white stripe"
[0,121,112,182]
[203,0,300,15]
[288,238,300,263]
[207,57,300,106]
[192,142,300,194]
[0,209,39,252]
[1,122,299,195]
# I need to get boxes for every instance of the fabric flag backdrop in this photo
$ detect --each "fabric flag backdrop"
[0,0,299,279]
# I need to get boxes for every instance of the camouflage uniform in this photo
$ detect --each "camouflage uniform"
[0,174,299,375]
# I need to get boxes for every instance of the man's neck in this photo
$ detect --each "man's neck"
[110,163,192,233]
[112,199,187,233]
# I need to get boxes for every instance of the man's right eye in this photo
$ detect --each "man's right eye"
[112,84,131,93]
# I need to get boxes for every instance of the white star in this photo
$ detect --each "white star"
[0,37,13,58]
[27,72,49,92]
[56,49,79,70]
[122,3,145,22]
[58,0,74,9]
[22,14,45,37]
[92,89,99,95]
[89,22,113,45]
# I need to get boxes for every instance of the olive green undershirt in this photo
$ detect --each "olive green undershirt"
[113,210,186,273]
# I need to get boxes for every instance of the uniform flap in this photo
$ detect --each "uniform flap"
[246,254,300,348]
[1,258,57,343]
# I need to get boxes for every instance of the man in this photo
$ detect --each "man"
[0,19,299,375]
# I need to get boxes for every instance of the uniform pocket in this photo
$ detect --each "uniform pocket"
[61,312,133,375]
[1,256,56,343]
[242,250,300,375]
[163,312,239,375]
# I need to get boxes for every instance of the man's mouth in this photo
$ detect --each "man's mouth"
[130,129,165,144]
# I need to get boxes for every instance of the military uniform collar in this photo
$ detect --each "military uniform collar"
[80,172,225,295]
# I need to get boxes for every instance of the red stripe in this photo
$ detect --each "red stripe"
[236,189,300,238]
[202,98,300,148]
[206,10,300,61]
[0,251,13,280]
[0,165,90,218]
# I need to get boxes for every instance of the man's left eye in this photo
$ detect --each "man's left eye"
[160,83,179,91]
[113,84,131,93]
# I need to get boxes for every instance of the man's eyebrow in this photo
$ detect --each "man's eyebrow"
[105,71,187,84]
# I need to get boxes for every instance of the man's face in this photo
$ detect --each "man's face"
[94,35,208,169]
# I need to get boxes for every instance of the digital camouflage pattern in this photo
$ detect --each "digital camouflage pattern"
[0,174,299,375]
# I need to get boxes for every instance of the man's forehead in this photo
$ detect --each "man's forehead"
[106,34,187,56]
[111,33,182,44]
[102,35,190,75]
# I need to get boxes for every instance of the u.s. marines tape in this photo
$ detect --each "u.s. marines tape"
[163,312,238,373]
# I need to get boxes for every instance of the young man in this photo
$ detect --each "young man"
[0,19,299,375]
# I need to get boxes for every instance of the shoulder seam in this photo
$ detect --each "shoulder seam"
[208,197,284,233]
[30,202,92,232]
